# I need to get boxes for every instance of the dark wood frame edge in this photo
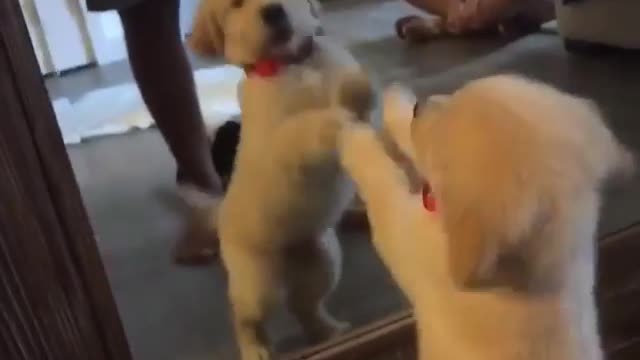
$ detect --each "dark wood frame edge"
[0,0,132,359]
[284,310,415,360]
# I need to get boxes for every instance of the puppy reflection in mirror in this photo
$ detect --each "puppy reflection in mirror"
[189,1,374,359]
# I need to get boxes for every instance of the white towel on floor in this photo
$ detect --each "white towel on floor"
[55,65,244,145]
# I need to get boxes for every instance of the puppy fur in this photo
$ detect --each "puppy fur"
[189,1,373,359]
[340,75,633,360]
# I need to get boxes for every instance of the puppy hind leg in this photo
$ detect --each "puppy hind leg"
[225,248,277,360]
[284,230,349,343]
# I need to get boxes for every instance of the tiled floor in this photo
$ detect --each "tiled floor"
[49,0,640,359]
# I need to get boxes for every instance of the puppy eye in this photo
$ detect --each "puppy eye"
[231,0,243,8]
[413,101,421,118]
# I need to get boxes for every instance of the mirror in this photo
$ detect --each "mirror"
[28,0,640,358]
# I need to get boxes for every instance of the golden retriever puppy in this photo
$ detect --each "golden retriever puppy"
[189,1,374,359]
[339,75,633,360]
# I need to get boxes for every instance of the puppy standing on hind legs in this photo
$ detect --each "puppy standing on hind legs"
[221,101,365,360]
[339,75,634,359]
[220,101,363,359]
[188,1,374,359]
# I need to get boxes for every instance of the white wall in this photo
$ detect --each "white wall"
[81,0,200,66]
[21,0,201,73]
[32,0,95,73]
[20,0,54,74]
[181,0,199,37]
[80,4,128,66]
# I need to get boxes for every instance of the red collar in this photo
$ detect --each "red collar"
[245,37,315,78]
[245,59,283,78]
[422,183,437,212]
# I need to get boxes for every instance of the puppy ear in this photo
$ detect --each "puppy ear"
[424,101,543,289]
[442,173,551,288]
[422,114,502,287]
[188,1,223,57]
[440,181,500,288]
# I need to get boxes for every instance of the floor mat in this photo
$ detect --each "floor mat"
[53,65,243,145]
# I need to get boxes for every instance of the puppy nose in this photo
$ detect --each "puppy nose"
[261,3,288,28]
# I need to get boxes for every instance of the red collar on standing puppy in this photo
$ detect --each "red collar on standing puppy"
[245,36,315,78]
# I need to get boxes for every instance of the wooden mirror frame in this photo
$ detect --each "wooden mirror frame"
[0,0,132,358]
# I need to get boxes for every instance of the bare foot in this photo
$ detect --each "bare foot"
[397,0,554,41]
[395,15,444,43]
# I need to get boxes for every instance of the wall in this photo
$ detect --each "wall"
[81,0,199,66]
[20,0,201,73]
[20,0,53,74]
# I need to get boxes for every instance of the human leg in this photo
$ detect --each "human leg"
[119,0,222,197]
[119,0,222,264]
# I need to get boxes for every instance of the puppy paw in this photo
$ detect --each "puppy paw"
[306,316,351,343]
[323,319,351,341]
[339,123,379,174]
[239,344,271,360]
[329,319,351,338]
[383,84,416,132]
[336,71,375,121]
[318,109,355,150]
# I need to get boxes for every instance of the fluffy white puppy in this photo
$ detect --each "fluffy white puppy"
[339,75,633,360]
[189,1,374,359]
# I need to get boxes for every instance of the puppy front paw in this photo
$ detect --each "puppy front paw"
[336,71,375,121]
[382,85,419,162]
[238,344,271,360]
[306,316,351,343]
[317,109,355,151]
[339,123,379,175]
[328,319,351,338]
[383,84,415,133]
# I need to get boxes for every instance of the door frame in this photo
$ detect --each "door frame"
[0,0,131,358]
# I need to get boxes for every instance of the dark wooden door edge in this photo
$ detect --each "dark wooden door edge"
[607,336,640,358]
[597,221,640,296]
[284,310,415,360]
[599,221,640,247]
[285,222,640,359]
[0,1,131,359]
